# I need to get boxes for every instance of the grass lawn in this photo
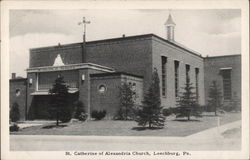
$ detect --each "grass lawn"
[12,112,241,137]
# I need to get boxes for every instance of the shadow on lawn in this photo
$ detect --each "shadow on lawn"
[131,126,163,131]
[42,125,67,129]
[172,119,201,122]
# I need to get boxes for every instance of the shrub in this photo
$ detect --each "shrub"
[91,110,106,120]
[202,105,213,112]
[59,107,72,123]
[10,102,20,122]
[74,101,85,119]
[78,112,88,121]
[162,107,178,116]
[162,108,172,116]
[10,123,19,132]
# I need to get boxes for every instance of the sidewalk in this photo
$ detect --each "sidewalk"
[187,120,241,139]
[15,120,55,129]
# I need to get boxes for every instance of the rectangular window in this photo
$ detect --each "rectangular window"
[195,68,199,101]
[38,70,78,90]
[221,69,232,100]
[174,60,179,97]
[161,56,167,96]
[185,64,190,83]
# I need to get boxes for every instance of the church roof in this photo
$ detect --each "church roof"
[164,14,176,26]
[30,34,202,59]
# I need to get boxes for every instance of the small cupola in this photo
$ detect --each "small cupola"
[164,14,176,41]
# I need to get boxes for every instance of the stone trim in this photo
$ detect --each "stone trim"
[27,63,115,73]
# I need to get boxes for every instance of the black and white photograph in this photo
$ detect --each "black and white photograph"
[1,0,249,159]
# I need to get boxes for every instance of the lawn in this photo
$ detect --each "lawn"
[12,112,241,137]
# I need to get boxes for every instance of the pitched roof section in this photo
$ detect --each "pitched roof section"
[164,14,176,26]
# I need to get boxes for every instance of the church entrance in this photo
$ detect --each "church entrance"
[29,92,79,120]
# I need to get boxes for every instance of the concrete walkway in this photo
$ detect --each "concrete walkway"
[15,121,55,129]
[187,120,241,139]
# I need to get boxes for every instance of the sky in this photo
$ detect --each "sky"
[9,9,241,78]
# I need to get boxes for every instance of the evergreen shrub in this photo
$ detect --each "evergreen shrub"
[91,110,106,120]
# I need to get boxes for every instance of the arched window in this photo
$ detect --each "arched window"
[98,84,107,94]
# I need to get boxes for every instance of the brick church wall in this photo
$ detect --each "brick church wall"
[86,35,153,93]
[152,37,205,108]
[9,79,27,120]
[29,43,83,67]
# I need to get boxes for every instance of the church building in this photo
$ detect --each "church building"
[10,14,241,120]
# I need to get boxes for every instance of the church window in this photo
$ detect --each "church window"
[98,84,107,94]
[221,69,232,100]
[132,83,136,91]
[185,64,190,83]
[161,56,167,96]
[174,60,179,97]
[195,68,199,101]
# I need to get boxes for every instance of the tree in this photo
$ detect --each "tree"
[208,81,222,116]
[49,76,71,126]
[116,83,136,120]
[10,102,20,122]
[175,78,202,120]
[135,68,165,128]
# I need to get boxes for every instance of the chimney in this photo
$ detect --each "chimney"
[164,14,176,41]
[12,73,16,79]
[122,34,126,38]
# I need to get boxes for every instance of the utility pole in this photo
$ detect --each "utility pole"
[78,17,90,63]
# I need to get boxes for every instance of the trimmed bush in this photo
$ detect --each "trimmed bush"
[10,123,19,132]
[162,107,177,116]
[78,112,88,121]
[60,107,72,123]
[74,101,86,119]
[91,110,106,120]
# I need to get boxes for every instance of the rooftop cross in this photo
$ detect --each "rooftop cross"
[78,17,91,42]
[78,17,91,63]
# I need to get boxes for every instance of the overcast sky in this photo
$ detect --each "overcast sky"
[10,9,241,77]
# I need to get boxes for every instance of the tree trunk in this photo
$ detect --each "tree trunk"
[188,115,190,121]
[125,106,127,121]
[149,121,151,128]
[56,111,59,126]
